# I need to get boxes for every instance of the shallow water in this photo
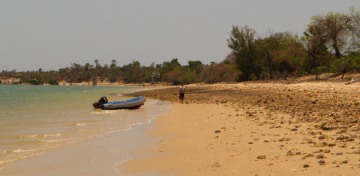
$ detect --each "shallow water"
[0,85,170,175]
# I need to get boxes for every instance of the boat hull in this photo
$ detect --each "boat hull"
[94,96,146,110]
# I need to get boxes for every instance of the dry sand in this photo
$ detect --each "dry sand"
[123,81,360,176]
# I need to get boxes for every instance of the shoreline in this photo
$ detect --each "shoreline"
[1,71,360,86]
[122,81,360,176]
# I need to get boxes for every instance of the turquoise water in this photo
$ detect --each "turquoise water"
[0,85,169,173]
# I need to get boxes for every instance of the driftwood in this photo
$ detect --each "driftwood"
[345,76,358,85]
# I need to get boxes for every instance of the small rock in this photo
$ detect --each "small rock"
[320,123,337,131]
[336,152,343,155]
[286,151,294,156]
[304,154,315,158]
[314,142,328,147]
[342,160,348,164]
[257,155,266,159]
[323,149,331,153]
[336,135,347,141]
[339,144,347,148]
[248,142,253,144]
[328,143,336,147]
[316,154,324,159]
[220,100,227,103]
[212,162,221,167]
[318,160,326,165]
[303,164,310,168]
[215,130,221,133]
[318,135,326,140]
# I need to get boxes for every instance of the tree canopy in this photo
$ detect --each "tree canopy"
[1,7,360,85]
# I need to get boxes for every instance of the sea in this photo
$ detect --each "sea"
[0,85,170,176]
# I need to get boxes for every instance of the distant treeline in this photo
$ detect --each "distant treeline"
[1,7,360,85]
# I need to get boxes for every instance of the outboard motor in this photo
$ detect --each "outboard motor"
[99,96,108,104]
[93,96,108,109]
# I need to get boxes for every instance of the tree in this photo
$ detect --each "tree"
[69,63,83,83]
[258,32,307,78]
[160,58,182,75]
[187,60,203,75]
[122,61,143,83]
[110,59,117,69]
[305,7,360,59]
[303,21,331,70]
[227,26,261,80]
[142,63,161,83]
[94,59,101,68]
[199,63,237,83]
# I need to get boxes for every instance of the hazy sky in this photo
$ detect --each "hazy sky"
[1,0,360,71]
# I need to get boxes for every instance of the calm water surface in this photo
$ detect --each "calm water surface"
[0,85,168,172]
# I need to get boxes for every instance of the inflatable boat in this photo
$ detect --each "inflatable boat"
[93,96,146,110]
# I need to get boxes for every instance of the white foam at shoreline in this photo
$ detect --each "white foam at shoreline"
[90,109,125,114]
[74,123,86,126]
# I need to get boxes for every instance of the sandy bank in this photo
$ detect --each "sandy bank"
[123,82,360,176]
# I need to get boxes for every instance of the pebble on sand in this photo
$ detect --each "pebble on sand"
[212,162,221,167]
[257,155,266,159]
[316,154,324,159]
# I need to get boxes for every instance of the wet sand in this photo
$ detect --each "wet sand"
[123,81,360,176]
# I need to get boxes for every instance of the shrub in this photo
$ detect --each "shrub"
[161,69,185,85]
[48,80,59,85]
[330,53,360,73]
[28,79,43,85]
[199,63,238,83]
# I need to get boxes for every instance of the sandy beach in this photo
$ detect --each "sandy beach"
[123,80,360,176]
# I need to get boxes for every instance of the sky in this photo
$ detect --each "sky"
[1,0,360,71]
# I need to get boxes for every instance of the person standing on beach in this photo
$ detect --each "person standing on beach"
[179,84,186,103]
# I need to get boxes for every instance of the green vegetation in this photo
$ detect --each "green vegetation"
[1,7,360,85]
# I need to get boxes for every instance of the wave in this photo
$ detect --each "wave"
[90,109,125,115]
[42,133,62,138]
[3,148,41,154]
[39,138,75,143]
[0,149,44,171]
[73,123,87,127]
[14,133,63,139]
